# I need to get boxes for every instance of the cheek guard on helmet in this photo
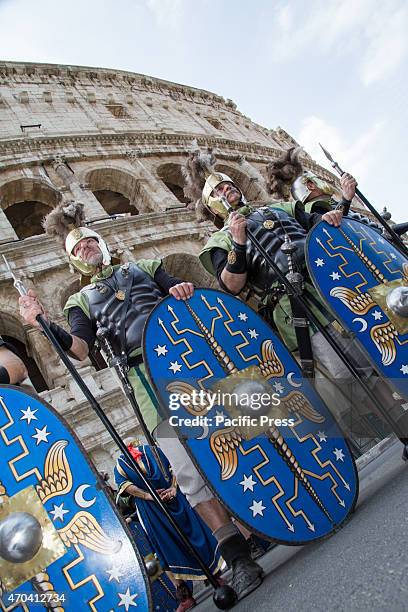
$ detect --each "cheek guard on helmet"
[202,172,245,220]
[65,227,111,276]
[291,171,337,203]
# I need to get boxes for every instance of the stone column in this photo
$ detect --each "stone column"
[25,327,67,389]
[52,156,107,220]
[0,207,19,243]
[126,151,182,212]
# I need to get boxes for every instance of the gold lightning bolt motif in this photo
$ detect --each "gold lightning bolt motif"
[158,312,214,387]
[62,545,105,612]
[290,416,350,504]
[184,302,239,375]
[200,294,224,336]
[215,297,260,363]
[182,301,332,522]
[267,425,333,523]
[317,229,368,291]
[240,444,314,532]
[338,227,386,284]
[0,396,41,482]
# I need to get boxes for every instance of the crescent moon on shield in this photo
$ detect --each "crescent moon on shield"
[352,317,368,332]
[287,372,302,388]
[74,484,96,508]
[196,425,209,440]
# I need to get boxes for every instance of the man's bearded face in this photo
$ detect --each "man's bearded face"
[73,237,103,266]
[213,182,242,207]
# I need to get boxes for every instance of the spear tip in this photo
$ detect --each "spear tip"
[319,143,334,163]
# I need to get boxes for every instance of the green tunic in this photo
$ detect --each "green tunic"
[63,259,163,434]
[199,202,330,353]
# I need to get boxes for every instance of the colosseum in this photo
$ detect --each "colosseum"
[0,61,369,476]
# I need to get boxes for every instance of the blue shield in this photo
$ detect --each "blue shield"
[0,385,151,611]
[143,288,358,544]
[306,218,408,401]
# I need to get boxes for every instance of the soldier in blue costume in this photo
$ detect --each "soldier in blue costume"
[115,440,223,611]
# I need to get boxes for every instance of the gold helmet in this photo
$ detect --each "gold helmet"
[65,227,111,276]
[43,200,111,277]
[182,147,245,222]
[202,172,245,220]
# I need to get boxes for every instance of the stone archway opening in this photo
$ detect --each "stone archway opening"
[86,168,141,216]
[162,253,217,287]
[157,163,189,204]
[4,201,52,239]
[0,309,48,392]
[93,190,133,216]
[1,335,48,392]
[0,178,60,239]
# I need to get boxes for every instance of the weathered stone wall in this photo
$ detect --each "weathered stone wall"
[0,61,338,476]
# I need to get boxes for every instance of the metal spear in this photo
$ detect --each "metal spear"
[319,144,408,258]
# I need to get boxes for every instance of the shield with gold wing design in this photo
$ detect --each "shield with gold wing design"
[306,218,408,404]
[143,288,358,544]
[0,385,151,611]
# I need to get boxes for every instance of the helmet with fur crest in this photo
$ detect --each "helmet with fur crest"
[42,201,111,276]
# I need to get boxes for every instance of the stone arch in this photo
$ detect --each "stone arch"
[0,178,60,239]
[215,163,263,202]
[85,167,141,216]
[162,253,217,287]
[0,311,48,391]
[156,163,189,204]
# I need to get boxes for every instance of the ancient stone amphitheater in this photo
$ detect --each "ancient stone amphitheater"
[0,61,338,475]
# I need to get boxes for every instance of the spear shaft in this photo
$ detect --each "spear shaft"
[319,144,408,258]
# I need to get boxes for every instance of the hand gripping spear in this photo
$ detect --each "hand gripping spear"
[219,198,408,448]
[3,254,237,610]
[319,144,408,258]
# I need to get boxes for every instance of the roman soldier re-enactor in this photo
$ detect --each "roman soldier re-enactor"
[274,147,383,230]
[18,201,264,601]
[0,335,28,385]
[186,147,408,459]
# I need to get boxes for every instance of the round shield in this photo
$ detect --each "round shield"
[306,218,408,402]
[0,385,151,610]
[143,288,358,545]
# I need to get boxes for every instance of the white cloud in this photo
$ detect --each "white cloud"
[145,0,185,28]
[360,5,408,85]
[268,0,408,85]
[297,115,386,182]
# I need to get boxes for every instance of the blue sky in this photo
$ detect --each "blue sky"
[0,0,407,220]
